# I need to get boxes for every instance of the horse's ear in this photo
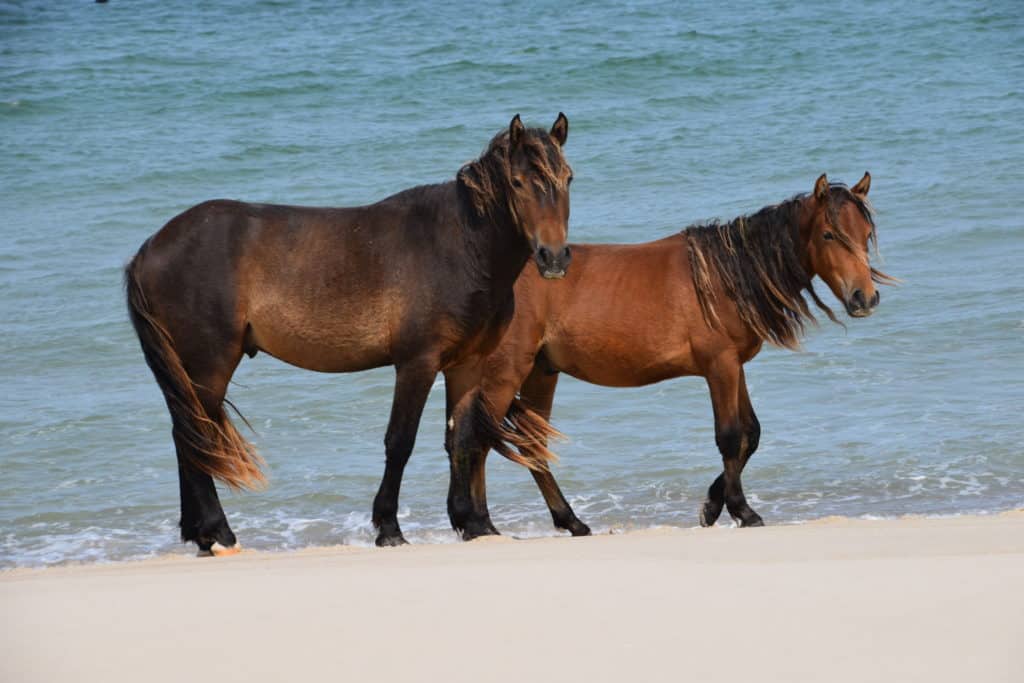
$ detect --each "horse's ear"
[509,114,524,149]
[851,171,871,197]
[814,173,830,201]
[550,112,569,147]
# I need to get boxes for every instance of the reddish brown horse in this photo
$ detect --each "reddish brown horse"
[126,114,574,553]
[447,173,895,538]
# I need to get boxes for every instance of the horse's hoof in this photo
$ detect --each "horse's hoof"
[559,519,591,536]
[739,514,765,528]
[462,524,501,542]
[206,542,242,557]
[375,533,409,547]
[700,500,723,527]
[570,523,592,537]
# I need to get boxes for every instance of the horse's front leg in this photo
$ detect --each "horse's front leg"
[701,359,763,528]
[444,361,501,540]
[372,357,438,547]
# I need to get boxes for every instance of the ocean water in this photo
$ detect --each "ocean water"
[1,1,1022,568]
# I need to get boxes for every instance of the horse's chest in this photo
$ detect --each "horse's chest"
[440,291,515,367]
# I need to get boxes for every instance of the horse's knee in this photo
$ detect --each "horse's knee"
[383,431,416,463]
[746,415,761,456]
[715,419,759,463]
[715,424,745,461]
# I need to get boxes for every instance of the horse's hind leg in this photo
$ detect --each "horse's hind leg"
[701,359,763,528]
[175,352,246,555]
[519,367,590,536]
[128,251,258,555]
[175,437,236,555]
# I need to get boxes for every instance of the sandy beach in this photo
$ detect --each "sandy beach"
[2,512,1021,682]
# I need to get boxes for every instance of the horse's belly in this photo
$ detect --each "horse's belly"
[546,337,697,387]
[247,301,393,373]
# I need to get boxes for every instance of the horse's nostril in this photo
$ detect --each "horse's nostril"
[537,246,553,265]
[850,289,866,309]
[560,246,572,264]
[870,291,880,308]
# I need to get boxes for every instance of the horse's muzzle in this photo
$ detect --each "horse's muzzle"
[536,245,571,280]
[846,289,880,317]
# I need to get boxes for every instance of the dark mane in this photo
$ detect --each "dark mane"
[685,184,877,349]
[456,128,570,223]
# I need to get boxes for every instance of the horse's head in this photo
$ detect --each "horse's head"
[801,172,882,317]
[459,113,573,279]
[506,113,573,278]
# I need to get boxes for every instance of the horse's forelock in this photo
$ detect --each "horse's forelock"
[825,184,878,254]
[834,187,896,284]
[459,128,569,215]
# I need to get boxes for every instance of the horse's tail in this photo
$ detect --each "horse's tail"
[470,393,562,471]
[124,250,265,491]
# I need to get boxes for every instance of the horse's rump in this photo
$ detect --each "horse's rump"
[125,250,266,491]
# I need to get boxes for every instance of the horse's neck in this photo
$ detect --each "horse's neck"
[489,221,532,290]
[461,202,532,294]
[686,197,822,350]
[789,201,815,281]
[740,198,815,284]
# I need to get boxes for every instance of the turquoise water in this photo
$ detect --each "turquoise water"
[2,1,1022,567]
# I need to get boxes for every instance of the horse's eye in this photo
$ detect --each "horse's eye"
[511,177,524,189]
[823,231,835,241]
[567,174,574,185]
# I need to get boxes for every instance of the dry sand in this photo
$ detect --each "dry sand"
[2,512,1021,682]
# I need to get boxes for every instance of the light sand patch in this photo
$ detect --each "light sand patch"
[1,514,1021,683]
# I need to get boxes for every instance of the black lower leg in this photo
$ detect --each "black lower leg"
[724,473,763,527]
[373,457,411,546]
[446,399,499,540]
[464,450,500,540]
[732,412,762,527]
[703,365,763,528]
[372,362,434,547]
[175,431,236,551]
[446,446,481,537]
[715,421,763,528]
[466,448,501,540]
[531,469,590,536]
[700,473,726,527]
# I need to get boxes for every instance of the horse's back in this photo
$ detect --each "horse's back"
[514,235,732,385]
[133,197,441,373]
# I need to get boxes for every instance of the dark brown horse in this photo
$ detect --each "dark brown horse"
[126,114,574,553]
[448,173,895,538]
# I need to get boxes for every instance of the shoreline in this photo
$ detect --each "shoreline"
[3,508,1021,575]
[3,512,1021,682]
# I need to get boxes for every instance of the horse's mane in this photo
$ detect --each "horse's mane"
[456,127,570,223]
[685,184,880,349]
